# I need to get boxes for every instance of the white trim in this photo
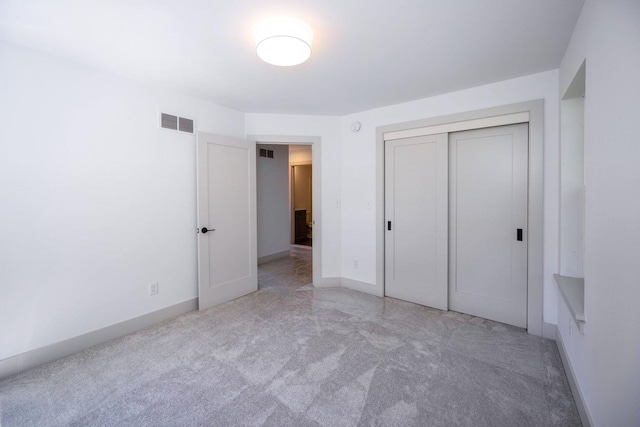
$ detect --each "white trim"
[384,112,529,141]
[313,277,342,288]
[376,100,545,336]
[258,249,291,265]
[248,134,322,287]
[0,298,198,380]
[555,325,594,427]
[249,135,320,145]
[341,278,382,297]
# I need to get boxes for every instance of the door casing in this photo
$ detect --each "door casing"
[247,135,323,286]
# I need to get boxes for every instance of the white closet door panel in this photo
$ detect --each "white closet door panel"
[449,124,528,327]
[385,133,448,310]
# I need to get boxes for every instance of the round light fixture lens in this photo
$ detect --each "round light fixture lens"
[256,18,312,66]
[257,36,311,66]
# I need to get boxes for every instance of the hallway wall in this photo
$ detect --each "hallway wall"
[256,144,289,259]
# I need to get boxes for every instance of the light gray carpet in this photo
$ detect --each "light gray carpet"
[0,246,580,426]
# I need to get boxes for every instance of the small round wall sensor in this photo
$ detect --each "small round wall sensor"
[351,121,361,132]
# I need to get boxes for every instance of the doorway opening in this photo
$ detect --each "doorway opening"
[249,134,321,285]
[256,142,314,291]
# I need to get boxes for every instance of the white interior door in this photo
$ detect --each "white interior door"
[449,123,528,327]
[385,133,448,310]
[197,132,257,311]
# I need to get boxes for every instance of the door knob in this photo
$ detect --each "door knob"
[201,227,214,234]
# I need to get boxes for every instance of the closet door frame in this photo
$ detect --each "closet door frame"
[375,100,545,337]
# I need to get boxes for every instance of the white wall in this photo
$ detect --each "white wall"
[340,70,561,323]
[557,1,640,426]
[256,144,289,258]
[245,114,342,279]
[0,41,245,360]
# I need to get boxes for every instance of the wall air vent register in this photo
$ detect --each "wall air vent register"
[160,113,195,134]
[259,148,274,158]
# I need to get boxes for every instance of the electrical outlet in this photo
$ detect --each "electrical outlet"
[149,282,159,296]
[353,259,359,269]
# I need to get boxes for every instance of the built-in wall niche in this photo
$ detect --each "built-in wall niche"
[556,60,586,331]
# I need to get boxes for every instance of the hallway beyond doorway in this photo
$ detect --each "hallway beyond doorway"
[258,245,312,291]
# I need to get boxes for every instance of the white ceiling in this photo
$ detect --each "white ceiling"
[0,0,584,115]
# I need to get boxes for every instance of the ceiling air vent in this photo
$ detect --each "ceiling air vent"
[160,113,195,134]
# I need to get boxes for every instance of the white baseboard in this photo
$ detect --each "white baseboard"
[313,277,342,288]
[313,277,381,298]
[542,322,556,340]
[0,298,198,380]
[258,249,290,265]
[341,277,383,297]
[555,325,594,427]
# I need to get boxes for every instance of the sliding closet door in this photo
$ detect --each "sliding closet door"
[449,124,528,327]
[384,134,448,310]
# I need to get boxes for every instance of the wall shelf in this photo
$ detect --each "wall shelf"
[554,274,586,326]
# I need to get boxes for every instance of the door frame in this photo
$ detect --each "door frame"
[248,135,322,286]
[376,100,545,336]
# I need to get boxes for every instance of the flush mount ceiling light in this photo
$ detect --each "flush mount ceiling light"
[256,18,312,66]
